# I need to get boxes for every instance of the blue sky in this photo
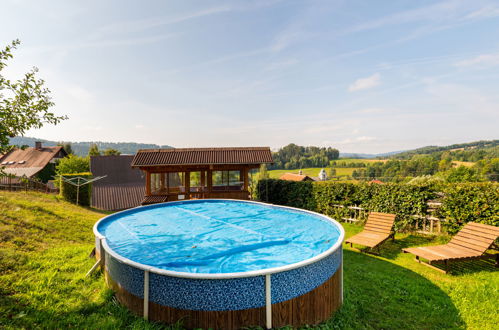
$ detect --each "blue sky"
[1,0,498,153]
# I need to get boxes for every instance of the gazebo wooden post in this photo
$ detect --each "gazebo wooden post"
[243,168,249,191]
[200,170,206,197]
[145,171,151,196]
[185,171,190,199]
[166,172,170,196]
[207,169,213,193]
[160,173,165,192]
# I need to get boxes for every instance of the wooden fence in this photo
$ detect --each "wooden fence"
[332,204,445,234]
[0,176,58,194]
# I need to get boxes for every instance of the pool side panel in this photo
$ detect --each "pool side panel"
[106,251,144,298]
[271,248,341,304]
[103,247,341,312]
[103,263,343,329]
[149,274,265,311]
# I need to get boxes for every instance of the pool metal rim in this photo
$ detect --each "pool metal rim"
[94,199,345,279]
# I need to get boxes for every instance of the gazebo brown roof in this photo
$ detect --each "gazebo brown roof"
[131,147,273,167]
[131,147,273,205]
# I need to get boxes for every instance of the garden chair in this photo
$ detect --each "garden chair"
[403,222,499,273]
[345,212,396,254]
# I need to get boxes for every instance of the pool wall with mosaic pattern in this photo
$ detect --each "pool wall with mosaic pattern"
[94,200,345,329]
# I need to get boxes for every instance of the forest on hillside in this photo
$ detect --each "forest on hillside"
[388,140,499,161]
[269,143,339,170]
[9,136,172,156]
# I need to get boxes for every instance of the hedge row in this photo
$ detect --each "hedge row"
[60,172,92,206]
[255,179,498,233]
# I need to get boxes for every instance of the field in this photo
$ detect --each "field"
[266,167,360,179]
[266,159,388,180]
[335,158,388,163]
[1,191,498,329]
[452,161,475,168]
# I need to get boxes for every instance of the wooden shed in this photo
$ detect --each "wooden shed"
[131,147,273,205]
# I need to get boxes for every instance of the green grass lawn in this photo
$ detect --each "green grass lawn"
[1,191,498,329]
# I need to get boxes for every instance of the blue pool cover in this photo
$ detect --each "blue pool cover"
[97,200,341,274]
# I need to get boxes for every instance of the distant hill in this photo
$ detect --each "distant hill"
[9,136,172,156]
[340,150,405,159]
[387,140,499,161]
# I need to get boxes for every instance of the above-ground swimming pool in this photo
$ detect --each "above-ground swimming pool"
[94,200,344,329]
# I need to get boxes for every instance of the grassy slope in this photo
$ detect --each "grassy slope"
[267,168,359,179]
[267,159,387,179]
[1,191,498,329]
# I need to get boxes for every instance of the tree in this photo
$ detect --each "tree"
[0,39,66,154]
[257,164,269,181]
[55,154,90,174]
[58,142,73,155]
[445,166,482,183]
[103,148,121,156]
[88,143,100,156]
[328,167,336,179]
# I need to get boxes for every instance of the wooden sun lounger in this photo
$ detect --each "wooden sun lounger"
[403,222,499,273]
[345,212,396,254]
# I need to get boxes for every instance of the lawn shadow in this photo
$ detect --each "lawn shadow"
[380,234,498,275]
[326,249,466,329]
[377,233,446,260]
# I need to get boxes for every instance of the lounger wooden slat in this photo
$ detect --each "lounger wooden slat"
[363,228,391,236]
[460,228,497,240]
[371,215,390,223]
[464,225,499,237]
[448,242,488,253]
[449,236,491,250]
[453,231,493,243]
[467,222,499,234]
[403,222,499,273]
[366,216,395,223]
[364,224,392,232]
[345,212,396,254]
[365,221,393,228]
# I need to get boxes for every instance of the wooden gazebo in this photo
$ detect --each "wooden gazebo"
[131,147,273,205]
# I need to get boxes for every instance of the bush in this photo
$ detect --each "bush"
[60,172,92,206]
[56,155,89,175]
[438,182,499,234]
[256,179,315,210]
[255,179,498,232]
[313,182,435,231]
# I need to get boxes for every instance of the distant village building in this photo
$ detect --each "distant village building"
[90,155,145,211]
[279,173,315,182]
[318,168,328,181]
[0,141,67,183]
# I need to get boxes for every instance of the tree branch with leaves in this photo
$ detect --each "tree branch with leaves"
[0,39,67,154]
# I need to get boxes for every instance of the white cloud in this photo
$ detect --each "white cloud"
[455,53,499,67]
[348,73,381,92]
[135,124,145,129]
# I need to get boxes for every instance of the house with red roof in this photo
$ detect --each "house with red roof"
[0,141,67,183]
